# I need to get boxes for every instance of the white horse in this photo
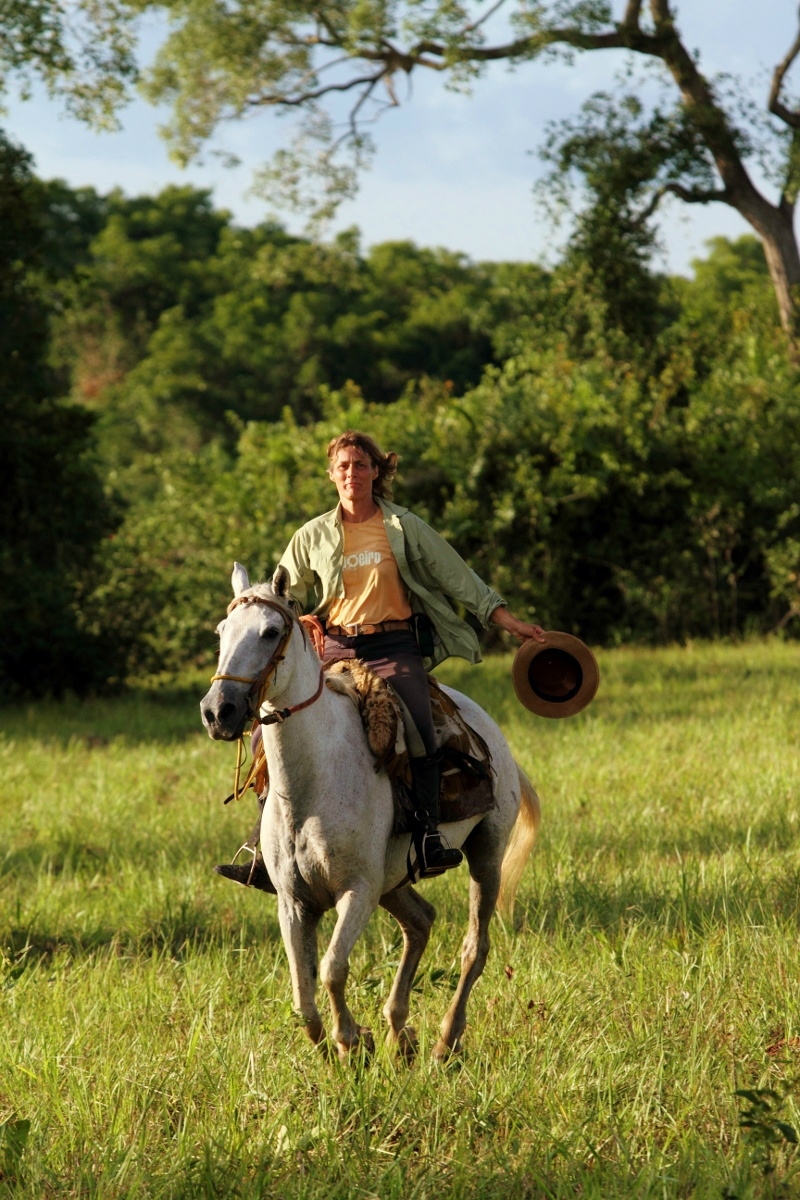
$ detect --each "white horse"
[200,563,540,1060]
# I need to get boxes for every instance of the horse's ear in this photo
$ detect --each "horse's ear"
[231,562,250,597]
[272,564,290,598]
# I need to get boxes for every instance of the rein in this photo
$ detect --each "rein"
[210,593,325,803]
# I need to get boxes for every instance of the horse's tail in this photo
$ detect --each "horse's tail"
[497,764,541,920]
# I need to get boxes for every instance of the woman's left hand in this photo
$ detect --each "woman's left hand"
[490,607,547,643]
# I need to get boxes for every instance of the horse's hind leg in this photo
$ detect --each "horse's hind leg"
[434,824,503,1060]
[379,886,436,1058]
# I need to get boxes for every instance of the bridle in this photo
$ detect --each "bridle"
[211,593,324,723]
[210,593,324,802]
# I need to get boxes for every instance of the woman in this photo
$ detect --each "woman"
[216,430,545,887]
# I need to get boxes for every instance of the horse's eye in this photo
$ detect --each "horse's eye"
[261,628,279,641]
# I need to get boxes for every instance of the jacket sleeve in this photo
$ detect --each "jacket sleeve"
[278,527,317,613]
[411,516,506,627]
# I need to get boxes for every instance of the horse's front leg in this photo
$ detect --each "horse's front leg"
[320,885,379,1060]
[379,886,436,1059]
[276,898,325,1049]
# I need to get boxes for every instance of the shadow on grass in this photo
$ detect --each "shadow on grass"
[2,897,282,969]
[517,859,800,940]
[0,824,244,880]
[3,683,218,747]
[565,809,800,863]
[0,828,284,967]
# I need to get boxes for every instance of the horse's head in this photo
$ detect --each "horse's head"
[200,562,296,741]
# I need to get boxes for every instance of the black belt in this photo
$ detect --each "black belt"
[326,619,412,637]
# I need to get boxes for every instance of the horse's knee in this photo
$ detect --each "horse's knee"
[413,901,436,943]
[405,912,434,955]
[319,948,348,993]
[461,928,489,970]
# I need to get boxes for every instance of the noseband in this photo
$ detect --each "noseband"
[210,594,324,725]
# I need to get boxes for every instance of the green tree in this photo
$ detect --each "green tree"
[0,129,121,696]
[0,0,136,125]
[7,3,798,352]
[51,199,512,474]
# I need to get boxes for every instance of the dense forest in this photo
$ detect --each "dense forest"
[3,123,799,697]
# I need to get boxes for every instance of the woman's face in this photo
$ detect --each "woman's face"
[329,445,379,507]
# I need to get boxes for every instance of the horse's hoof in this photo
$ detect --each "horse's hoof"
[336,1026,375,1062]
[432,1036,462,1062]
[314,1037,336,1062]
[394,1026,418,1062]
[362,1028,376,1057]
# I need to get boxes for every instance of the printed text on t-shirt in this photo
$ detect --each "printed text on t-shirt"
[344,551,382,569]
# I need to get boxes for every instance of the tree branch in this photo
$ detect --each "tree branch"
[621,0,644,31]
[247,68,388,110]
[769,16,800,129]
[405,24,660,70]
[313,8,343,46]
[639,180,731,222]
[460,0,511,37]
[649,0,676,35]
[335,74,390,149]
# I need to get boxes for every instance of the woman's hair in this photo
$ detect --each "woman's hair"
[326,431,398,500]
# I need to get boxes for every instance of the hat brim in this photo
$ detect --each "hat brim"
[512,632,599,719]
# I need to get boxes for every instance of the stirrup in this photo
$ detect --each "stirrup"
[213,843,276,894]
[407,828,463,882]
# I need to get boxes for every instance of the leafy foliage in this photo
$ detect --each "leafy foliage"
[0,0,137,126]
[0,130,122,697]
[733,1083,800,1192]
[5,1,800,343]
[3,150,800,684]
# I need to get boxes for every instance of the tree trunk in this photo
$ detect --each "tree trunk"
[758,210,800,356]
[736,197,800,357]
[643,9,800,356]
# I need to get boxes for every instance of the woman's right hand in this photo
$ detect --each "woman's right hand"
[490,608,547,643]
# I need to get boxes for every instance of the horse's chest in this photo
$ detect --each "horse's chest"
[263,777,392,892]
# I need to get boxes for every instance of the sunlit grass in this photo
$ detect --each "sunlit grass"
[2,642,800,1196]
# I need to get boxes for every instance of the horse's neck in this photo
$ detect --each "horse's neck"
[259,647,361,817]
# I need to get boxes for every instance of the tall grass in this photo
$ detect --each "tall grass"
[2,642,800,1197]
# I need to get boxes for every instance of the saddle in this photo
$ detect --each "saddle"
[315,658,494,835]
[248,659,494,833]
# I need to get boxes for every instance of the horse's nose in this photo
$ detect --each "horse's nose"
[201,685,248,740]
[217,700,238,723]
[202,699,237,726]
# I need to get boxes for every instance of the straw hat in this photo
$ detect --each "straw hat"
[512,631,599,719]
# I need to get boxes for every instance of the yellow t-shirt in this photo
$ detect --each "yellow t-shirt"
[328,511,412,626]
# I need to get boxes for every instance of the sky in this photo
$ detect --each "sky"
[4,2,799,275]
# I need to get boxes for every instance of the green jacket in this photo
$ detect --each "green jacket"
[278,498,506,667]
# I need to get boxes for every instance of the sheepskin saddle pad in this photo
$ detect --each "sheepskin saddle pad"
[324,658,494,835]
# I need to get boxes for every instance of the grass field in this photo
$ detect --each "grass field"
[2,641,800,1198]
